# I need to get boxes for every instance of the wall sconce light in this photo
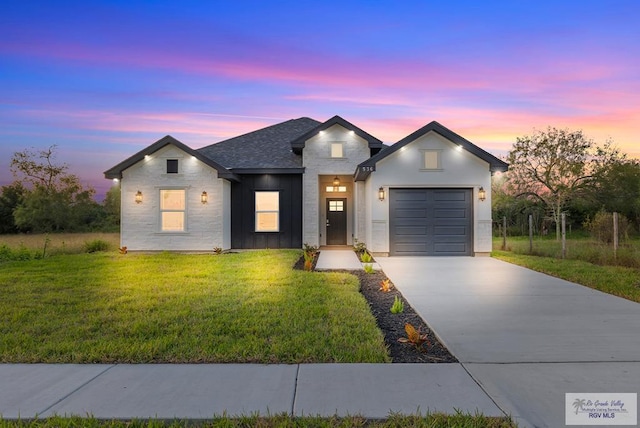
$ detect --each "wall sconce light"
[201,191,208,204]
[333,176,340,192]
[478,187,486,201]
[378,187,385,201]
[135,190,143,204]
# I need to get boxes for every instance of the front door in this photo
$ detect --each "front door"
[326,198,347,245]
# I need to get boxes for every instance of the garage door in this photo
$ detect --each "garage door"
[389,188,473,256]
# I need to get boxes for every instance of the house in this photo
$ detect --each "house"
[104,116,508,256]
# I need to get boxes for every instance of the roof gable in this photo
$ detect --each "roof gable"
[104,135,239,181]
[355,121,508,180]
[290,115,384,154]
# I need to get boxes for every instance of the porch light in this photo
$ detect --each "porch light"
[135,190,143,204]
[478,187,486,201]
[201,191,208,204]
[333,176,340,192]
[378,187,385,201]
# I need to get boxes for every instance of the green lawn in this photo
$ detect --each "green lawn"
[0,250,390,363]
[492,250,640,303]
[0,414,516,427]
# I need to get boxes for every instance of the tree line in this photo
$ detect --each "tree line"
[0,146,120,234]
[494,127,640,239]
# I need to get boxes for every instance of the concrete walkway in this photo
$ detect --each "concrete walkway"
[315,249,362,270]
[377,256,640,428]
[0,363,502,420]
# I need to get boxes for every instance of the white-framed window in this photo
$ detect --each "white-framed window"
[255,191,279,232]
[160,189,185,231]
[326,185,347,193]
[330,142,344,158]
[328,200,344,212]
[421,150,442,170]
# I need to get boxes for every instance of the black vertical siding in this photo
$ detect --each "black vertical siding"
[231,174,303,249]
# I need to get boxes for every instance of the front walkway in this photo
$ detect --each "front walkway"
[315,249,362,270]
[376,256,640,428]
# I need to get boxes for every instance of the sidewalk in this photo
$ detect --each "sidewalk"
[0,363,503,420]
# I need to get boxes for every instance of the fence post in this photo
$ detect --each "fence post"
[561,213,566,259]
[502,216,507,250]
[613,212,619,259]
[529,214,533,254]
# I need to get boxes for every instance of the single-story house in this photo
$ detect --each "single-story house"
[104,116,508,256]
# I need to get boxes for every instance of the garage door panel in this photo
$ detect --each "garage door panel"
[396,226,428,235]
[390,188,472,256]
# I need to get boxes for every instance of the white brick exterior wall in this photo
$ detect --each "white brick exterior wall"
[120,144,230,251]
[302,124,372,246]
[366,131,493,255]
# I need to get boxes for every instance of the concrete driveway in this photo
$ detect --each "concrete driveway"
[377,256,640,428]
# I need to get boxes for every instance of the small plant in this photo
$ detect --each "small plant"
[213,246,223,255]
[379,278,393,292]
[83,239,110,253]
[399,322,430,350]
[303,242,319,256]
[302,242,318,271]
[363,263,374,274]
[390,295,404,314]
[353,238,367,254]
[119,246,128,254]
[360,252,372,263]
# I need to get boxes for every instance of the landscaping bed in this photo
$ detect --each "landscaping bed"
[294,254,457,363]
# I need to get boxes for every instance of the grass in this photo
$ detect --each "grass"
[492,250,640,303]
[493,235,640,268]
[0,232,120,258]
[0,250,389,363]
[0,414,516,427]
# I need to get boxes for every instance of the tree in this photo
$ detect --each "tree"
[9,145,101,232]
[592,160,640,230]
[0,182,27,234]
[506,127,623,240]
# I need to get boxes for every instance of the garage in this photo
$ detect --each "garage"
[389,188,473,256]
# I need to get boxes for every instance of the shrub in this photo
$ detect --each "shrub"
[353,239,367,254]
[360,252,372,263]
[379,278,393,292]
[584,210,632,243]
[363,263,374,274]
[83,239,111,253]
[390,296,404,314]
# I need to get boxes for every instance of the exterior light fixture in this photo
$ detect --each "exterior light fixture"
[201,191,208,204]
[333,176,340,191]
[478,187,486,201]
[135,190,143,204]
[378,187,385,201]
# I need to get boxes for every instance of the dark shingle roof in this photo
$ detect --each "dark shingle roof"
[198,117,321,169]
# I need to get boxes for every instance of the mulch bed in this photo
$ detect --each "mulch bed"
[294,253,457,363]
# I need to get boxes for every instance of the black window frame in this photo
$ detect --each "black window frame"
[167,159,179,174]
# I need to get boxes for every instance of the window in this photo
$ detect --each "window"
[167,159,179,174]
[160,189,185,231]
[326,185,347,193]
[422,150,441,170]
[255,191,279,232]
[330,142,344,158]
[328,200,344,211]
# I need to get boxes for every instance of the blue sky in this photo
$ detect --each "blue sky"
[2,1,639,198]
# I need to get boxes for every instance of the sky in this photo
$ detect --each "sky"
[1,0,639,199]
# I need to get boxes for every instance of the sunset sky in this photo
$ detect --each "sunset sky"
[2,1,639,198]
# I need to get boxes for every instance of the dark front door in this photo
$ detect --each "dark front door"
[326,198,347,245]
